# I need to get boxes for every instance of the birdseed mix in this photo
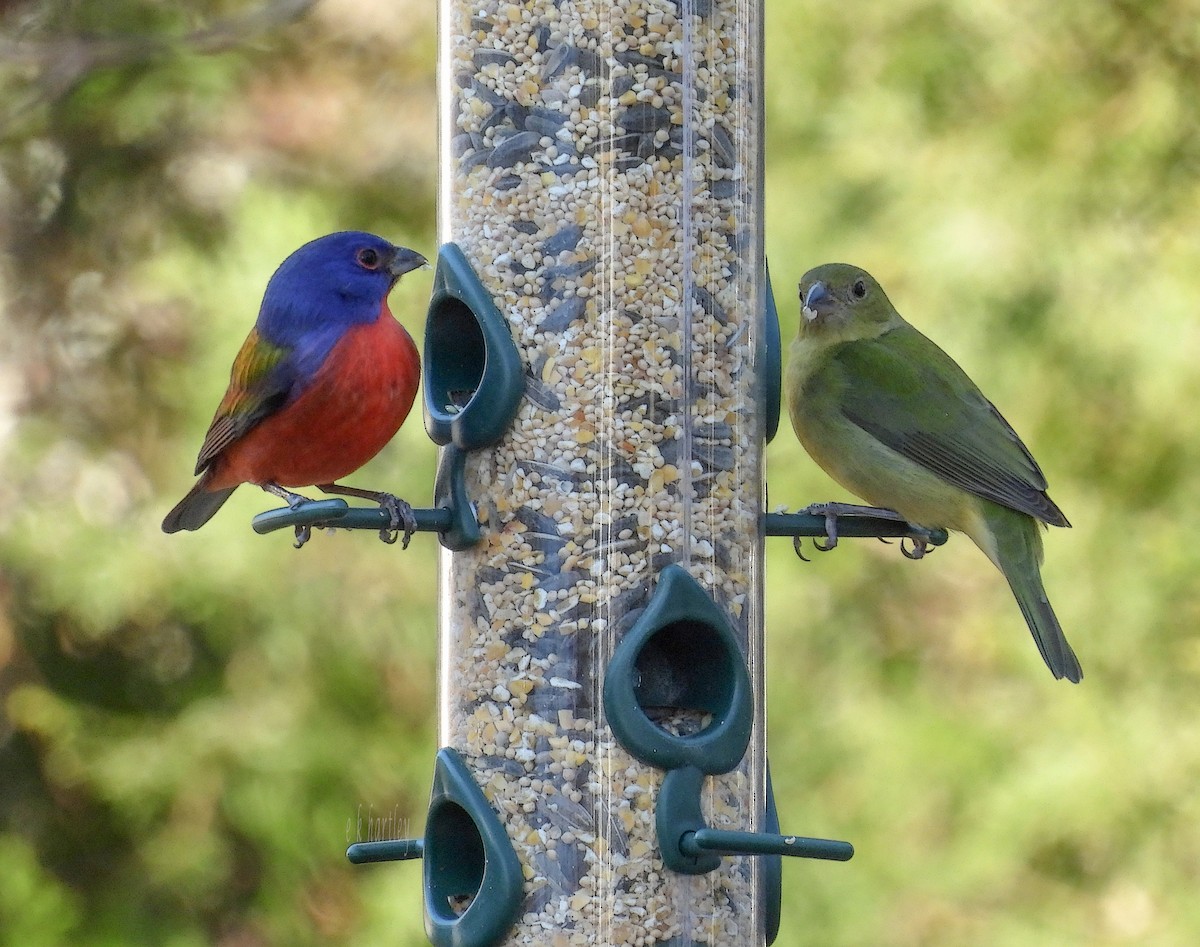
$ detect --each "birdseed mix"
[437,0,765,941]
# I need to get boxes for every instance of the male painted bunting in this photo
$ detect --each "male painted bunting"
[786,263,1081,682]
[162,231,426,545]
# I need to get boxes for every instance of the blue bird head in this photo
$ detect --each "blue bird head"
[254,231,426,378]
[256,231,426,343]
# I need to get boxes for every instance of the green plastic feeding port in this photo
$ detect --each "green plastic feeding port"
[423,748,523,947]
[346,837,425,864]
[343,748,522,947]
[423,242,525,451]
[433,443,481,551]
[601,567,854,885]
[762,260,782,445]
[656,765,854,877]
[603,565,753,775]
[763,762,783,946]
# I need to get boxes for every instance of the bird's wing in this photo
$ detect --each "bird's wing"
[194,329,296,474]
[829,326,1069,526]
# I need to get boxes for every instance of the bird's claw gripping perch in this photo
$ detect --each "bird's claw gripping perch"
[263,481,310,508]
[811,505,843,552]
[317,483,417,549]
[785,502,941,562]
[900,529,937,560]
[790,510,842,560]
[258,483,322,549]
[261,483,317,549]
[377,495,418,549]
[805,501,904,555]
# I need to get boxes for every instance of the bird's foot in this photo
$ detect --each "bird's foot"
[900,528,938,560]
[260,483,319,548]
[803,502,905,552]
[876,524,938,559]
[318,483,416,548]
[790,502,848,559]
[812,507,839,553]
[377,494,418,549]
[262,481,312,509]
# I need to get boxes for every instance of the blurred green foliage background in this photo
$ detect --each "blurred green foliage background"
[0,0,1196,944]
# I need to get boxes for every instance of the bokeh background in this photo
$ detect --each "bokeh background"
[1,0,1196,944]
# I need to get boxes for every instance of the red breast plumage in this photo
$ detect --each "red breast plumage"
[205,300,419,491]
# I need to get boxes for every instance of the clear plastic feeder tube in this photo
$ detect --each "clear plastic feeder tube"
[437,0,766,941]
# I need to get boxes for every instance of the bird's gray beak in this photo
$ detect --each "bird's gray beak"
[388,247,429,279]
[801,280,829,321]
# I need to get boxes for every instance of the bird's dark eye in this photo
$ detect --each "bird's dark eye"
[356,247,381,270]
[851,278,867,299]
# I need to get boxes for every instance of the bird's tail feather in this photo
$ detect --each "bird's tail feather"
[1005,565,1082,683]
[162,480,237,533]
[983,507,1082,683]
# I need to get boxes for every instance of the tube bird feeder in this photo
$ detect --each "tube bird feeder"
[427,0,774,943]
[236,3,955,936]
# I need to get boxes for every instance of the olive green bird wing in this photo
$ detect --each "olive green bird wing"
[829,326,1069,527]
[194,329,296,474]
